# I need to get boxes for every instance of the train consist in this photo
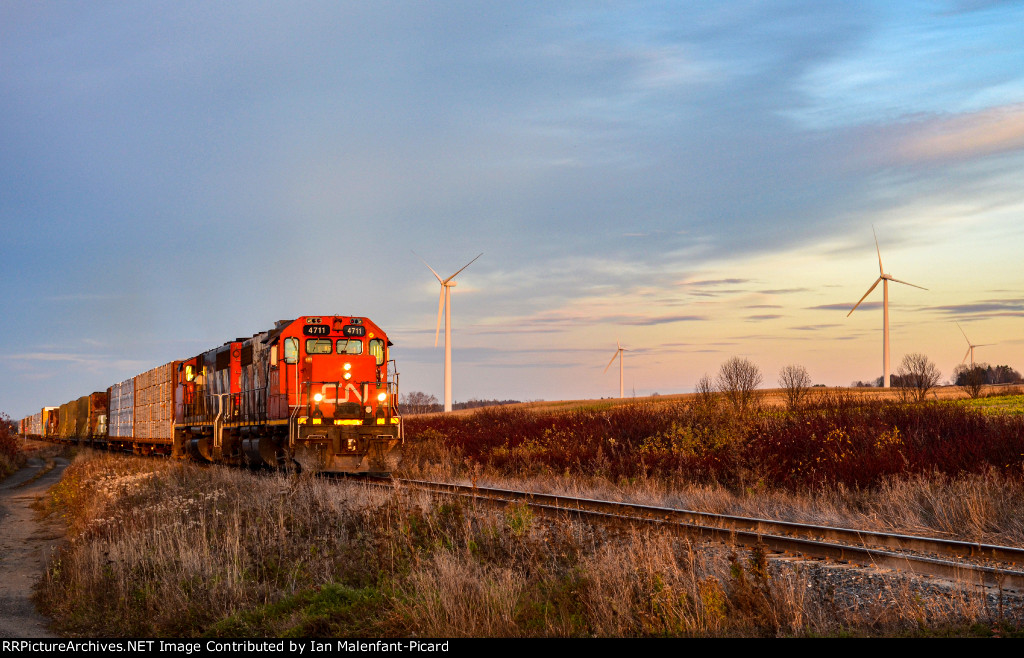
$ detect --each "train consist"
[18,316,403,474]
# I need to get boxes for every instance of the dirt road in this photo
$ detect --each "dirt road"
[0,455,69,638]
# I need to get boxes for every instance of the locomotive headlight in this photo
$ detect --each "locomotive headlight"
[343,372,352,380]
[377,392,387,402]
[343,363,351,371]
[313,393,323,403]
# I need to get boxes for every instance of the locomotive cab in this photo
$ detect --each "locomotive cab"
[271,316,402,474]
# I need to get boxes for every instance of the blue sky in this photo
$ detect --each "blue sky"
[3,1,1024,417]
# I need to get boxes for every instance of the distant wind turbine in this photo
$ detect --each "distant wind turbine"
[957,322,993,368]
[418,252,482,412]
[847,227,927,388]
[603,341,628,398]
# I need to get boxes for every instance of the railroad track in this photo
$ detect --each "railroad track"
[342,475,1024,592]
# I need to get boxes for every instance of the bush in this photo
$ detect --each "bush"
[0,413,23,478]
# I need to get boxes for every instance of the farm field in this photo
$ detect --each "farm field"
[29,388,1024,638]
[422,385,1022,419]
[960,394,1024,416]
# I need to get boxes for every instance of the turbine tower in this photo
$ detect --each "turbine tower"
[419,253,482,412]
[957,322,992,368]
[603,341,627,398]
[847,227,926,388]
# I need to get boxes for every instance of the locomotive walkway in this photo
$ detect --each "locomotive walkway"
[0,454,68,638]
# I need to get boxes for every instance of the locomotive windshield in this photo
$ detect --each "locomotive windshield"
[336,339,362,355]
[305,339,333,354]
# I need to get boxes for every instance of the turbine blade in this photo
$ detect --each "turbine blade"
[975,343,995,347]
[847,278,882,317]
[956,322,971,346]
[603,351,619,373]
[443,252,483,283]
[434,286,444,347]
[872,225,884,275]
[889,277,927,291]
[962,347,971,364]
[413,251,444,283]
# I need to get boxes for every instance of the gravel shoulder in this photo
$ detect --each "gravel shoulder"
[0,455,70,638]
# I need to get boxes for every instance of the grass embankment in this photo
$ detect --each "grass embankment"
[38,451,1019,637]
[36,391,1024,637]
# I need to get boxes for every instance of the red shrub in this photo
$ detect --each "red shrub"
[0,413,21,472]
[405,399,1024,491]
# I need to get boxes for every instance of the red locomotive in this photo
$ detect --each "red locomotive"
[20,315,403,475]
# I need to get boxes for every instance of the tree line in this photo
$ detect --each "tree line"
[402,353,1020,415]
[399,391,522,414]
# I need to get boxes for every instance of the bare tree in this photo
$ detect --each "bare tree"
[717,357,763,413]
[778,364,812,411]
[694,373,718,412]
[896,353,941,402]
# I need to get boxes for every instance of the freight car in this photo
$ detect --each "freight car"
[18,406,57,440]
[18,315,403,475]
[57,393,108,445]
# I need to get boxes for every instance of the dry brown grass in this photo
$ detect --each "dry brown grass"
[399,438,1024,548]
[37,450,1023,637]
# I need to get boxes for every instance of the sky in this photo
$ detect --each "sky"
[3,1,1024,418]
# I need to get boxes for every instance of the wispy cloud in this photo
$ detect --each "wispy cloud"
[930,300,1024,317]
[4,352,100,364]
[809,302,882,312]
[894,104,1024,164]
[507,312,708,328]
[465,326,567,336]
[677,278,751,287]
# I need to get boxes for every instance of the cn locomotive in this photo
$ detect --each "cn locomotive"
[18,316,403,474]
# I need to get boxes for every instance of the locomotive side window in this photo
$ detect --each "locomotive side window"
[336,339,363,355]
[369,338,385,366]
[305,339,332,354]
[284,338,298,364]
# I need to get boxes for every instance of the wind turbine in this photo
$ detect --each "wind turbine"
[847,227,927,388]
[418,253,482,412]
[603,341,628,398]
[956,322,993,368]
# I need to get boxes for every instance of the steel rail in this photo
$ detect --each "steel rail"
[348,475,1024,591]
[403,478,1024,563]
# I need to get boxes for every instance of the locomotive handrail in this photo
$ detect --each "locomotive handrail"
[212,393,228,449]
